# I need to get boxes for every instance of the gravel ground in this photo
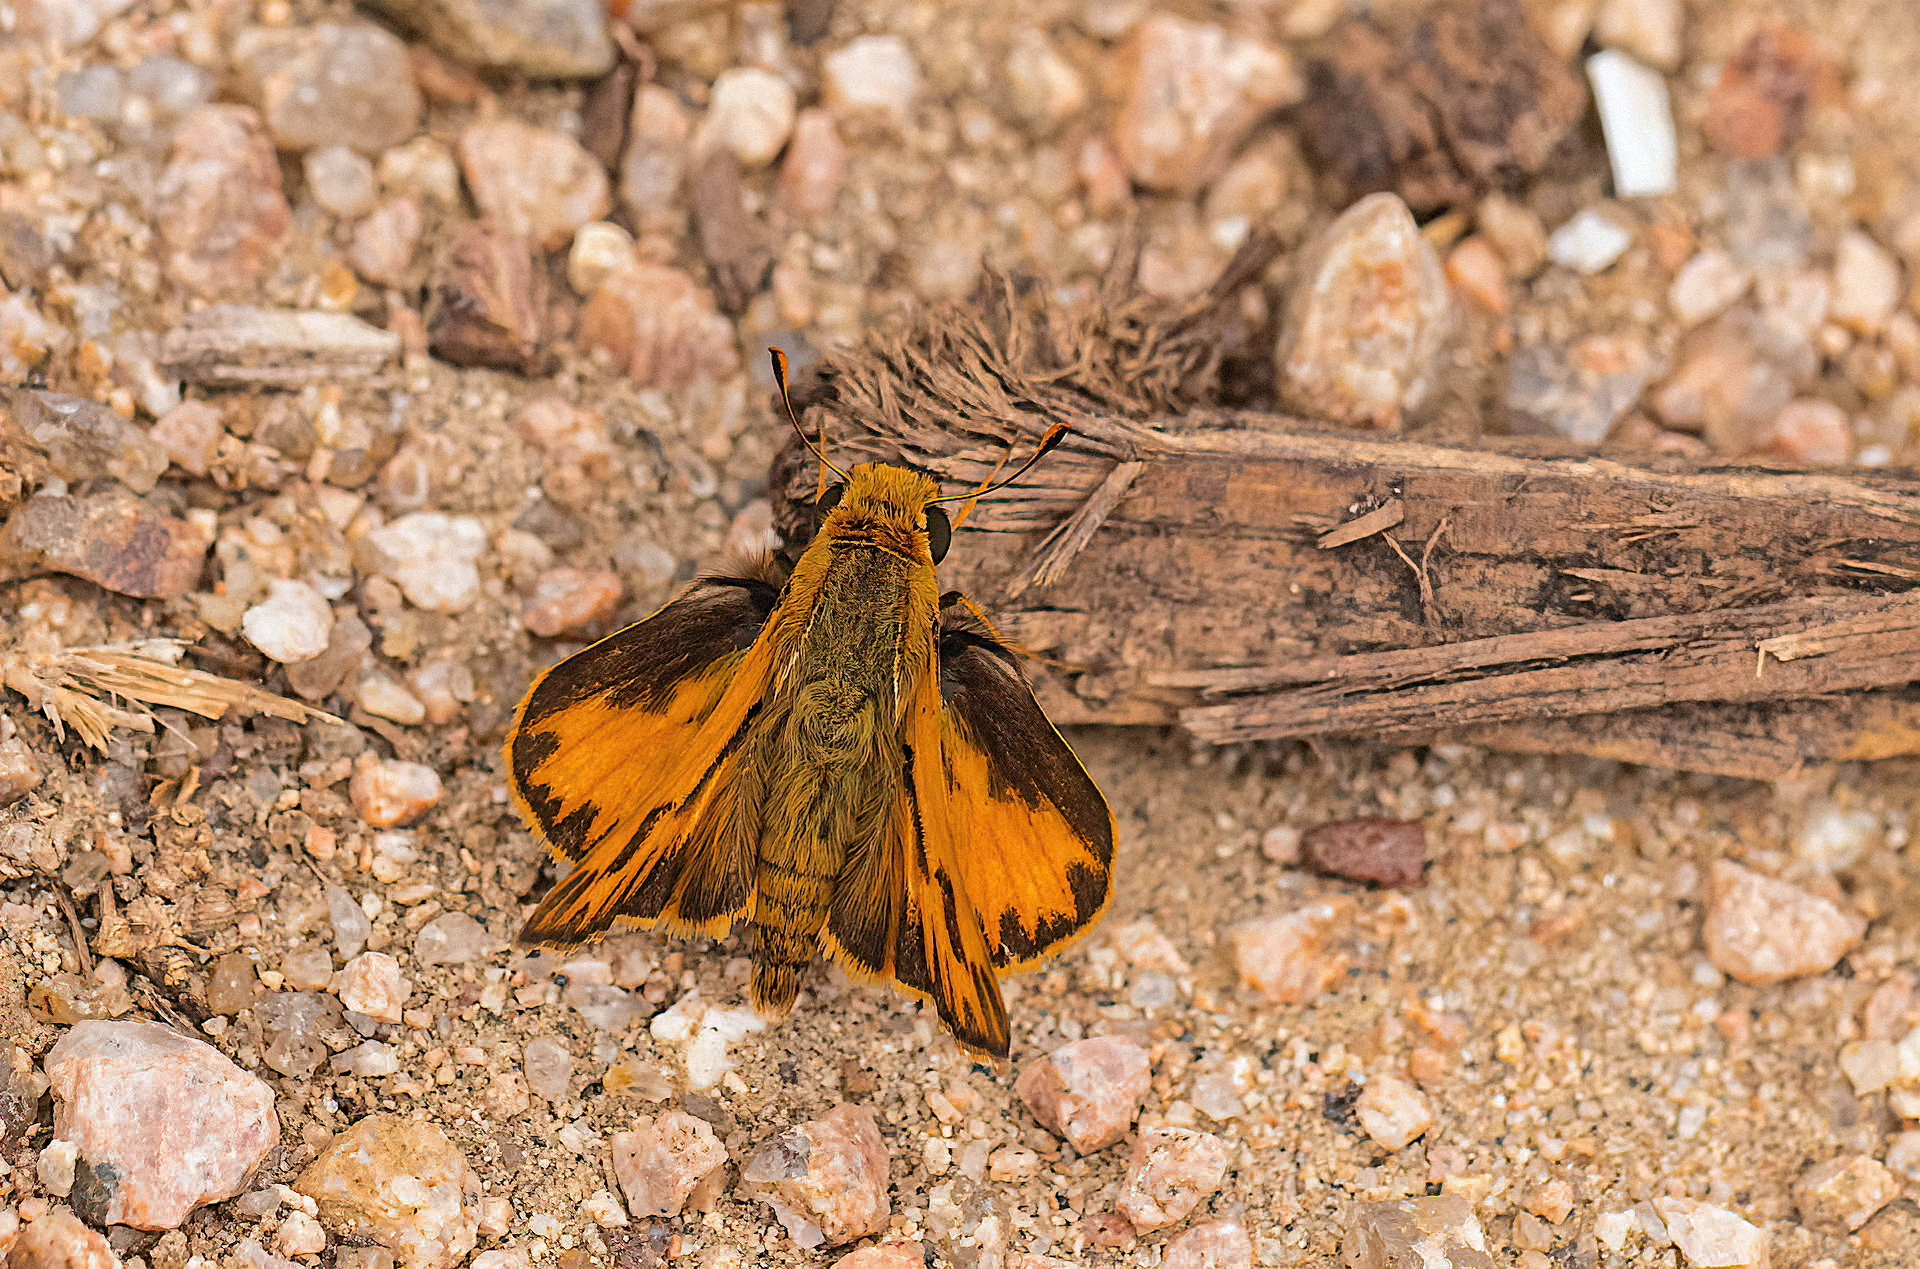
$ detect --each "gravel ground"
[4,0,1920,1267]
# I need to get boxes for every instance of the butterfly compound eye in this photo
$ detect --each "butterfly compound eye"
[926,505,951,563]
[816,483,846,515]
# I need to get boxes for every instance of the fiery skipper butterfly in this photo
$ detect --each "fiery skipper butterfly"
[504,349,1114,1058]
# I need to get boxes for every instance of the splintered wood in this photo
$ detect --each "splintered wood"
[769,261,1920,780]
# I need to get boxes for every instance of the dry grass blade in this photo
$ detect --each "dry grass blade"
[0,639,339,750]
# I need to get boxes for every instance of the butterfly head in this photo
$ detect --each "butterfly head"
[815,463,948,564]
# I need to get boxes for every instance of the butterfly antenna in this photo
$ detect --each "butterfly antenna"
[770,348,849,499]
[929,421,1072,511]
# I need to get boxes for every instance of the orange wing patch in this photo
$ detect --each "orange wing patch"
[508,578,780,945]
[935,622,1115,973]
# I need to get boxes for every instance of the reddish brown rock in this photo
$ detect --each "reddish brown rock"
[779,109,848,222]
[1015,1035,1152,1154]
[156,105,291,298]
[1302,818,1426,887]
[1116,1126,1231,1233]
[1702,24,1833,159]
[0,490,208,598]
[578,261,740,388]
[46,1020,279,1230]
[742,1104,889,1250]
[612,1110,727,1218]
[426,222,547,374]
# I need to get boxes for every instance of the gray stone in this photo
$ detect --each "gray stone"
[362,0,614,79]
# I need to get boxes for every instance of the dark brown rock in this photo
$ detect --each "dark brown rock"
[692,147,772,314]
[426,222,549,374]
[1298,0,1587,213]
[0,490,209,598]
[1301,818,1426,887]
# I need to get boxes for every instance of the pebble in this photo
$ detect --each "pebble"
[523,1035,573,1102]
[241,579,334,664]
[208,953,262,1016]
[1445,237,1509,314]
[1477,194,1549,278]
[777,108,847,223]
[1886,1131,1920,1182]
[277,1211,327,1256]
[611,1111,729,1217]
[0,740,40,805]
[258,991,343,1077]
[379,136,463,207]
[231,23,421,154]
[362,0,613,78]
[33,1136,69,1192]
[13,389,170,494]
[1793,1155,1899,1233]
[1703,24,1827,160]
[425,222,547,373]
[1111,16,1300,196]
[0,293,66,383]
[1830,230,1902,335]
[1276,193,1453,430]
[159,305,399,387]
[348,756,444,827]
[368,512,488,613]
[414,912,501,966]
[356,671,426,724]
[1547,208,1634,274]
[567,221,637,297]
[821,35,920,135]
[832,1244,928,1269]
[471,1252,529,1269]
[335,951,408,1023]
[295,1115,480,1269]
[150,399,226,476]
[1259,825,1302,865]
[304,145,378,218]
[1016,1035,1151,1153]
[742,1104,890,1249]
[330,1041,399,1077]
[1649,317,1793,452]
[578,261,742,388]
[349,197,424,288]
[45,1020,278,1230]
[1302,818,1426,887]
[157,105,291,297]
[459,120,611,251]
[0,490,210,600]
[517,398,614,507]
[522,567,624,637]
[1356,1074,1433,1150]
[698,68,796,169]
[318,887,367,964]
[17,0,135,46]
[1593,0,1681,70]
[1669,249,1753,327]
[5,1207,119,1268]
[1343,1197,1495,1269]
[1116,1125,1230,1233]
[1586,51,1676,199]
[621,84,692,225]
[1762,397,1851,465]
[1704,860,1865,984]
[1230,899,1350,1004]
[1204,138,1294,249]
[1650,1198,1768,1268]
[407,660,472,724]
[1005,28,1088,134]
[1162,1220,1253,1269]
[1,1045,46,1149]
